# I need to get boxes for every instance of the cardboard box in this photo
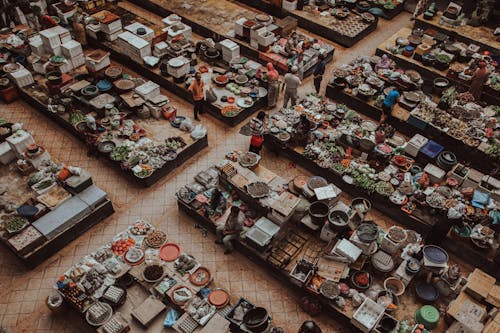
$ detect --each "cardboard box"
[464,269,496,301]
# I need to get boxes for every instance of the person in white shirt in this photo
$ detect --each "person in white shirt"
[282,66,301,109]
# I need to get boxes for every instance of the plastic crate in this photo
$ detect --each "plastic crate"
[225,298,255,327]
[407,114,427,130]
[419,140,443,159]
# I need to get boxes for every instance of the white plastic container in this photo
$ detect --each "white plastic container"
[0,142,15,165]
[423,163,446,184]
[135,81,160,101]
[9,68,34,87]
[71,53,86,69]
[61,40,83,59]
[405,134,428,157]
[282,0,297,11]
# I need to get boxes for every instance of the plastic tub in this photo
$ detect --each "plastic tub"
[308,201,329,226]
[419,140,443,159]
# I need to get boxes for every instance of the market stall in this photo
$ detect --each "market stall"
[176,153,496,331]
[325,55,500,175]
[82,5,270,127]
[236,0,382,47]
[262,95,499,276]
[129,0,335,72]
[52,219,279,332]
[0,18,210,186]
[375,27,500,106]
[414,11,500,55]
[0,126,114,267]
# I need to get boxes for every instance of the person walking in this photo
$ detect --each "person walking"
[215,206,244,254]
[249,111,266,155]
[283,66,301,109]
[313,54,327,94]
[188,72,204,121]
[380,87,400,124]
[266,63,280,109]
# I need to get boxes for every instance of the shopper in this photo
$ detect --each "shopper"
[298,320,322,333]
[188,72,204,121]
[215,206,244,254]
[266,63,280,108]
[380,87,400,124]
[469,61,489,100]
[249,111,266,155]
[313,54,327,94]
[283,66,301,109]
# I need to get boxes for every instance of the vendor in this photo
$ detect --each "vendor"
[380,87,400,124]
[266,63,280,108]
[469,61,489,100]
[292,114,313,146]
[299,320,322,333]
[206,188,227,217]
[374,54,394,72]
[215,206,244,254]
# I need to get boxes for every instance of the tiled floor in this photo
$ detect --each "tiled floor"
[0,5,414,333]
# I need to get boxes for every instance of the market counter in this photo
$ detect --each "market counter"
[414,12,500,55]
[18,88,208,187]
[375,28,500,106]
[325,84,498,175]
[235,0,381,47]
[263,133,445,242]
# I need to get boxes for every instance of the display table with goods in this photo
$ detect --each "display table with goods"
[128,0,335,70]
[7,31,208,187]
[375,27,500,106]
[0,127,114,267]
[176,153,487,331]
[52,219,279,332]
[325,55,500,175]
[236,0,384,47]
[261,95,499,276]
[414,11,500,55]
[82,6,269,127]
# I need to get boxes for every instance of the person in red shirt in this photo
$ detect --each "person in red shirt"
[188,72,204,121]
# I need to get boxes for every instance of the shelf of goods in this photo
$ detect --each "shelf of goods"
[128,0,335,73]
[236,0,385,47]
[325,54,499,175]
[261,96,499,277]
[53,218,276,332]
[176,154,493,332]
[0,127,113,267]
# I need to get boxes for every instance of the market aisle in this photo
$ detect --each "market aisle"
[0,7,413,333]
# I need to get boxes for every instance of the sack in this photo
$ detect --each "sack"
[205,87,217,103]
[180,118,194,132]
[191,124,207,139]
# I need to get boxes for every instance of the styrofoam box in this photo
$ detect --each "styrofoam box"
[135,81,160,100]
[6,130,35,157]
[352,298,385,333]
[0,142,16,165]
[40,27,62,48]
[9,68,34,87]
[282,0,297,11]
[29,35,44,56]
[104,29,123,42]
[100,19,122,34]
[234,18,246,36]
[85,54,111,72]
[423,163,446,184]
[405,133,428,157]
[125,22,154,42]
[58,60,73,74]
[86,24,101,40]
[61,40,83,59]
[162,14,181,27]
[71,53,86,69]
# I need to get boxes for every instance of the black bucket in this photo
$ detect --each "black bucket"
[309,201,329,226]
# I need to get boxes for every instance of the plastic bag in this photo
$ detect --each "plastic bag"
[447,202,465,220]
[205,87,217,103]
[163,308,179,327]
[191,125,206,139]
[180,117,194,132]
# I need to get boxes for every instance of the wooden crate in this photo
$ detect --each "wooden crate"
[485,284,500,308]
[464,269,496,301]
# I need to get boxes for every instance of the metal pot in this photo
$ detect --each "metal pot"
[243,307,269,333]
[327,210,349,231]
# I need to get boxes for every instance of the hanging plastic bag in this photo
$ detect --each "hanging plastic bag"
[163,308,179,327]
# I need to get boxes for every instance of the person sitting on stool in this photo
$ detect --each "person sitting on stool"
[380,87,400,125]
[215,206,244,254]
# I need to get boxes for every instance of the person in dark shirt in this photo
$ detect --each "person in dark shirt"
[313,54,327,94]
[215,206,244,254]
